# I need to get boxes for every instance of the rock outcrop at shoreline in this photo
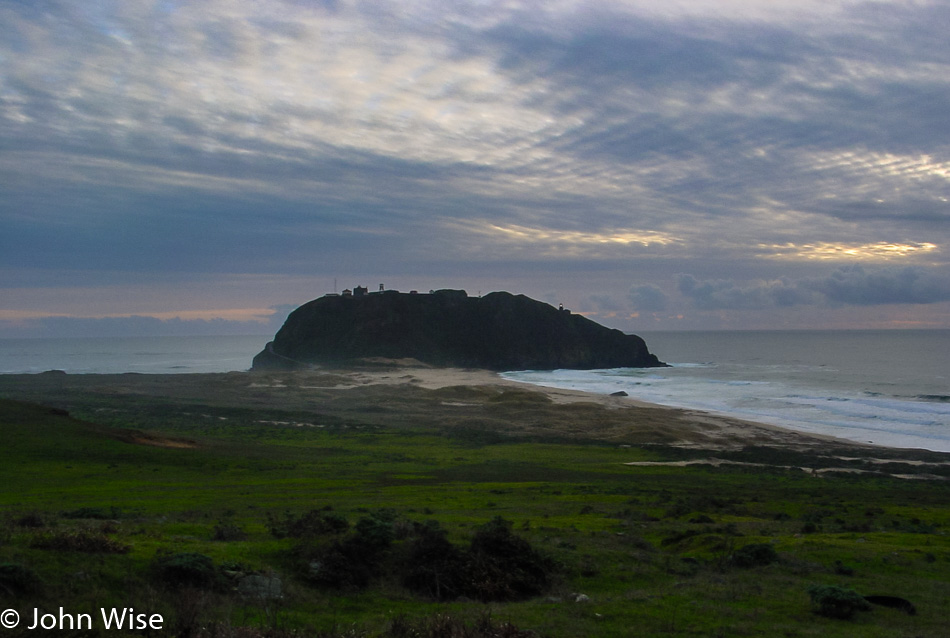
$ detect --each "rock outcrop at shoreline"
[253,289,665,371]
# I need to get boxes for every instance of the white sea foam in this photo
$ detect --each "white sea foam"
[502,330,950,452]
[503,366,950,451]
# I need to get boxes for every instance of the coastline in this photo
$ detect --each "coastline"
[331,363,873,451]
[3,363,948,467]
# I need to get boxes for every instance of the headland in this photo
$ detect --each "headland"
[252,288,664,371]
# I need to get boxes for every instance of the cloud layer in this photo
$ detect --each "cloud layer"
[1,0,949,332]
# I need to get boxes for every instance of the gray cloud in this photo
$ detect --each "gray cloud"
[808,265,950,306]
[678,266,950,311]
[0,304,294,340]
[0,316,271,340]
[628,284,669,312]
[588,294,624,312]
[677,274,818,311]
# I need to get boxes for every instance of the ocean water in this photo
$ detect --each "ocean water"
[0,335,269,375]
[502,330,950,452]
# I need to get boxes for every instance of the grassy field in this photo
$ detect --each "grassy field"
[1,371,949,637]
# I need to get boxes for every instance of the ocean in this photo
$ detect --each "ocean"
[0,335,269,375]
[503,330,950,452]
[1,331,948,451]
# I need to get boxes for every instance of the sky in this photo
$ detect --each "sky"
[2,0,950,337]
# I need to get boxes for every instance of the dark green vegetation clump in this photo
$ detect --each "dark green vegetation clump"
[30,529,131,554]
[465,516,552,602]
[289,512,554,600]
[808,584,873,620]
[153,551,219,589]
[2,374,950,637]
[0,563,42,597]
[729,542,779,568]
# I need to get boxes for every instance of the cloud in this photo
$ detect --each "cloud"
[677,274,818,310]
[2,1,950,329]
[808,264,950,306]
[588,294,624,312]
[0,316,267,340]
[678,265,950,310]
[757,241,939,261]
[0,304,295,340]
[628,284,669,312]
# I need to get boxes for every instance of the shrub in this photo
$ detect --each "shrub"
[265,509,349,539]
[807,584,871,620]
[153,552,218,589]
[13,512,46,528]
[0,563,42,597]
[30,530,130,554]
[353,513,395,551]
[730,543,779,568]
[296,514,554,601]
[61,506,120,520]
[212,521,247,541]
[387,612,537,638]
[306,538,377,590]
[401,521,466,600]
[464,516,552,602]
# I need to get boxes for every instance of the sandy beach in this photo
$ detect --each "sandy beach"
[278,362,872,450]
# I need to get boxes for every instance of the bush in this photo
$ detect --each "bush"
[306,537,377,590]
[304,512,397,590]
[730,543,779,568]
[265,509,349,539]
[61,506,121,520]
[211,521,247,541]
[401,521,467,600]
[808,584,872,619]
[30,530,130,554]
[354,513,395,551]
[13,512,47,528]
[0,563,42,597]
[465,516,552,602]
[153,552,218,589]
[387,612,537,638]
[295,514,554,601]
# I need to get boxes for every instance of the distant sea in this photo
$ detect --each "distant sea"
[1,331,948,452]
[0,335,269,375]
[503,330,950,452]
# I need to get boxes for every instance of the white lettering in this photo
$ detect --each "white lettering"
[57,608,92,630]
[100,607,128,629]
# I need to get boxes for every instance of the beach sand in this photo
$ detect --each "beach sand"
[346,364,859,445]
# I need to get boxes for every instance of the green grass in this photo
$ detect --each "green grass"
[2,387,950,637]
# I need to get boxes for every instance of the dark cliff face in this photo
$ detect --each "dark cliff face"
[252,290,665,371]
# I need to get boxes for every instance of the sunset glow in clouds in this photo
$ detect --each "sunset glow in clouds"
[2,0,949,335]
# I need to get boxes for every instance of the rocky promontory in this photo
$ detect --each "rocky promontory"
[253,289,665,371]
